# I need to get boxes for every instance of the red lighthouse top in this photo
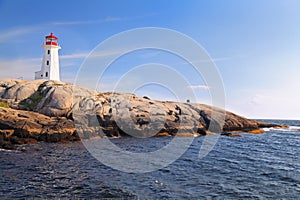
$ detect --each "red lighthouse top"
[45,33,58,46]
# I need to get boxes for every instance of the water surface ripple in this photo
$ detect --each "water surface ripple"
[0,120,299,199]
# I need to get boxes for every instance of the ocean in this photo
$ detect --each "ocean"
[0,120,299,199]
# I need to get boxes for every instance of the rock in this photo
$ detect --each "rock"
[257,121,279,128]
[0,79,44,101]
[155,132,171,137]
[36,84,73,117]
[0,78,280,149]
[0,129,14,137]
[247,129,265,134]
[0,107,78,149]
[221,133,242,137]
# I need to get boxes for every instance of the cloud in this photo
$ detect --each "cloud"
[195,56,232,63]
[60,52,89,59]
[177,54,250,66]
[176,57,231,66]
[0,16,122,42]
[187,85,210,90]
[139,51,161,59]
[0,58,40,80]
[0,26,38,42]
[60,48,127,60]
[51,13,158,26]
[51,17,122,26]
[0,56,82,80]
[227,86,300,120]
[0,52,81,80]
[0,13,158,44]
[0,47,127,81]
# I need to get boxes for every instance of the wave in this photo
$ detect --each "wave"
[0,148,20,153]
[262,126,300,132]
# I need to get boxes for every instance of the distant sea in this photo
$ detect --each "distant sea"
[0,120,299,199]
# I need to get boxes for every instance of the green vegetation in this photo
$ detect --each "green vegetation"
[0,102,10,108]
[19,92,45,110]
[53,83,64,86]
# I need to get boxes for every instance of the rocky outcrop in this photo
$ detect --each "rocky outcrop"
[0,79,278,149]
[0,79,44,104]
[0,107,78,149]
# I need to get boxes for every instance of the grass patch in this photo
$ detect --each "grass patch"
[0,102,10,108]
[53,83,64,86]
[19,92,45,110]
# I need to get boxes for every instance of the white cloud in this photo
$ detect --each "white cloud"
[187,85,210,90]
[60,52,89,59]
[0,58,40,80]
[60,48,127,60]
[56,13,157,25]
[50,14,158,26]
[51,17,122,26]
[0,52,83,80]
[227,87,300,120]
[177,57,231,66]
[0,26,38,42]
[139,51,161,59]
[0,47,126,81]
[0,16,123,43]
[0,13,156,42]
[178,54,250,66]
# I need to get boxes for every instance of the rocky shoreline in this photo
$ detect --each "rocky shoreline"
[0,79,279,150]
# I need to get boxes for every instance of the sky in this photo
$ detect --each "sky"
[0,0,299,119]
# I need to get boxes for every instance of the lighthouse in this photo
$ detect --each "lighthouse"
[35,33,61,81]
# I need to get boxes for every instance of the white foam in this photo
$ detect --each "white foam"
[263,126,300,132]
[0,148,17,152]
[289,126,300,131]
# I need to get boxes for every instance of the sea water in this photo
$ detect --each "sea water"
[0,120,299,199]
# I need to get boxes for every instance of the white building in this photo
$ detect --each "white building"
[35,33,61,81]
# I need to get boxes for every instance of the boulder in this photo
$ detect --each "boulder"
[0,79,44,101]
[0,107,78,148]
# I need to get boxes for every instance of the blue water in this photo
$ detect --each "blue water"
[0,120,299,199]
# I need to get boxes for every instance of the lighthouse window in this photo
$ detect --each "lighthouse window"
[46,60,49,65]
[45,72,48,77]
[47,50,50,54]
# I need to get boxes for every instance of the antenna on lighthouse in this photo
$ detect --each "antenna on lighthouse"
[35,33,61,81]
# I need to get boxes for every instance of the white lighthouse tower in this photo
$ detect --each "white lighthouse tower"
[35,33,61,81]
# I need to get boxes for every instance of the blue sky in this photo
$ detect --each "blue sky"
[0,0,299,119]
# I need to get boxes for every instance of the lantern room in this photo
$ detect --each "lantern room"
[45,33,58,46]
